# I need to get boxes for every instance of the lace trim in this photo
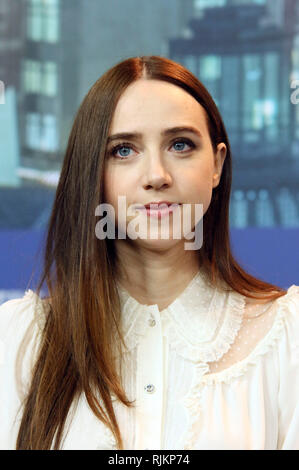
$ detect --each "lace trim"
[162,290,245,363]
[97,424,118,450]
[119,296,152,354]
[180,285,299,449]
[117,275,245,362]
[26,285,244,364]
[199,285,299,385]
[180,362,210,450]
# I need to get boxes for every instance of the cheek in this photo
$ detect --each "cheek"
[103,167,133,211]
[103,168,120,205]
[182,172,214,217]
[184,172,213,198]
[103,173,112,205]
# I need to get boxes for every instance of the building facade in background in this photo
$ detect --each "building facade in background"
[169,0,299,226]
[21,0,190,171]
[0,0,298,228]
[0,0,25,94]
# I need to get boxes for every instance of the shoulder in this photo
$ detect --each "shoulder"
[273,285,299,354]
[247,284,299,329]
[201,285,299,385]
[0,291,49,448]
[0,290,49,395]
[0,290,47,348]
[272,286,299,448]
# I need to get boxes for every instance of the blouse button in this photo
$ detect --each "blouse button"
[148,318,156,327]
[144,384,155,393]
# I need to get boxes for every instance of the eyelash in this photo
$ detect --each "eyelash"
[108,138,196,160]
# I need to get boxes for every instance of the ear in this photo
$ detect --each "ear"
[212,143,227,188]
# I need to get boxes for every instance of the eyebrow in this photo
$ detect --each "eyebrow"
[107,126,203,144]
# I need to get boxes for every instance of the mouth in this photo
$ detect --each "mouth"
[135,202,181,218]
[137,201,181,209]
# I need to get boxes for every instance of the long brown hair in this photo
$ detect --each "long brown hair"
[16,56,287,450]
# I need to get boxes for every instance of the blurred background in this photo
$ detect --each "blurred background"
[0,0,298,302]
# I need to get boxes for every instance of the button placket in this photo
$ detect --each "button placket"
[148,317,156,327]
[135,306,163,450]
[144,383,155,393]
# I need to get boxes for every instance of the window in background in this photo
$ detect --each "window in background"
[26,112,40,150]
[184,55,198,76]
[27,0,59,43]
[221,55,239,145]
[263,52,279,142]
[25,112,58,152]
[199,54,221,80]
[276,188,299,227]
[45,0,60,43]
[199,54,221,105]
[43,62,58,96]
[194,0,226,9]
[27,0,42,41]
[230,190,249,228]
[23,60,57,96]
[242,53,262,143]
[246,190,257,226]
[194,0,265,10]
[41,114,58,152]
[280,43,291,147]
[23,59,41,93]
[255,189,275,226]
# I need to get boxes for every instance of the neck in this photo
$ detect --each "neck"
[114,239,201,311]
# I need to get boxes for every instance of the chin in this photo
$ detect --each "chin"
[132,236,184,251]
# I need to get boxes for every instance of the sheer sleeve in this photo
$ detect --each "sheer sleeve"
[276,286,299,449]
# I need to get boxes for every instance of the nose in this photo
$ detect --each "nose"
[141,152,172,190]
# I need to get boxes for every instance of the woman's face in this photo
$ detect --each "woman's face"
[103,78,226,248]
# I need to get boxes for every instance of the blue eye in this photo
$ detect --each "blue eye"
[172,138,196,153]
[172,140,193,151]
[109,143,134,159]
[115,146,132,158]
[108,138,195,160]
[173,142,185,151]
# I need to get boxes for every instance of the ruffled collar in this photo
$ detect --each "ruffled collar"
[25,268,246,364]
[116,269,246,363]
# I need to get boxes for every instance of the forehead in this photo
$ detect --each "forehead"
[109,79,208,135]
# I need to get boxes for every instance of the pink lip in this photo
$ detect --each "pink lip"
[136,203,181,219]
[136,201,181,209]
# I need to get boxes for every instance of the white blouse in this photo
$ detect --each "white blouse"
[0,270,299,450]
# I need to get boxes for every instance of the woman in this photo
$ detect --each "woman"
[0,56,298,450]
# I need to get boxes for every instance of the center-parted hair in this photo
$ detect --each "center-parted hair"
[16,56,286,450]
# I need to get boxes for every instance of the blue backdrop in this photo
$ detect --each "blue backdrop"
[1,228,298,304]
